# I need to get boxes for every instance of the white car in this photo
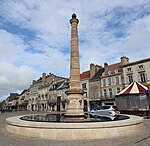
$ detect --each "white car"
[90,105,120,118]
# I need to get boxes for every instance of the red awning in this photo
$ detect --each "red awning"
[116,81,148,96]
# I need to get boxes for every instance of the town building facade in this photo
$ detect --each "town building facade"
[27,73,69,111]
[89,64,104,110]
[4,57,150,112]
[122,58,150,88]
[88,56,129,109]
[80,70,91,111]
[18,89,29,110]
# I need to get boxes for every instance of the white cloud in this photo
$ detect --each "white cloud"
[0,29,25,62]
[0,63,38,97]
[119,15,150,61]
[0,0,149,99]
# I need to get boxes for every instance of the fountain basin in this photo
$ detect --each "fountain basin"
[6,114,144,140]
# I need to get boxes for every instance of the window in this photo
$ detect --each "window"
[35,98,38,102]
[102,73,105,76]
[108,78,112,85]
[82,83,87,89]
[109,88,113,98]
[89,83,92,97]
[103,79,106,86]
[101,106,110,109]
[127,68,132,72]
[89,92,92,98]
[99,81,101,88]
[117,88,120,93]
[103,89,107,98]
[138,65,144,69]
[90,83,92,88]
[115,69,119,73]
[108,71,111,75]
[94,83,97,89]
[94,92,97,98]
[128,75,133,84]
[115,77,119,84]
[139,72,147,82]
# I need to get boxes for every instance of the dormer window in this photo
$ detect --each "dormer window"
[127,68,132,72]
[102,73,105,76]
[138,65,144,69]
[108,71,111,75]
[115,69,119,73]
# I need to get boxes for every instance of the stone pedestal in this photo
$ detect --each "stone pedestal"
[65,89,85,119]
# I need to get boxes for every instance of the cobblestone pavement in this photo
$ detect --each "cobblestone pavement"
[0,111,150,146]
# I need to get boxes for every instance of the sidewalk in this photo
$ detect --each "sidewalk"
[0,111,150,146]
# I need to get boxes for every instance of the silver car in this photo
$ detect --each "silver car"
[90,105,120,117]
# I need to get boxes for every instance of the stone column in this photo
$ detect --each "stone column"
[70,14,80,90]
[65,14,85,119]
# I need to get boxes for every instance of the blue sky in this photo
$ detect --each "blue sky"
[0,0,150,100]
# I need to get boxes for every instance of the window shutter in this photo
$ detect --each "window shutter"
[119,76,121,84]
[126,77,128,84]
[145,73,147,81]
[138,74,141,82]
[132,75,134,82]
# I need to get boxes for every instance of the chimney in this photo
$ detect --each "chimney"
[104,62,108,70]
[90,63,95,78]
[42,73,46,83]
[90,64,102,78]
[32,80,36,84]
[95,65,101,72]
[120,56,129,66]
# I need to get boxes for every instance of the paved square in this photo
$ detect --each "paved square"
[0,111,150,146]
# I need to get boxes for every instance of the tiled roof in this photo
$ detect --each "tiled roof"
[80,70,90,80]
[103,62,121,76]
[7,93,19,101]
[91,68,104,80]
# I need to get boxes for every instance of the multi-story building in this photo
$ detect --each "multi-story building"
[88,56,129,109]
[28,78,41,111]
[100,56,130,105]
[101,62,123,105]
[80,70,90,97]
[4,93,19,110]
[48,78,69,111]
[89,64,104,110]
[122,58,150,88]
[18,89,29,110]
[80,70,91,111]
[28,73,69,111]
[56,79,69,110]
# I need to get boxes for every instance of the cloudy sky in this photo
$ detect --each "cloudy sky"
[0,0,150,100]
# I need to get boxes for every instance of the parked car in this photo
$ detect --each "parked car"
[90,105,120,117]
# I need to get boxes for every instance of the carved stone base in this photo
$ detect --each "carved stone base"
[65,89,85,95]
